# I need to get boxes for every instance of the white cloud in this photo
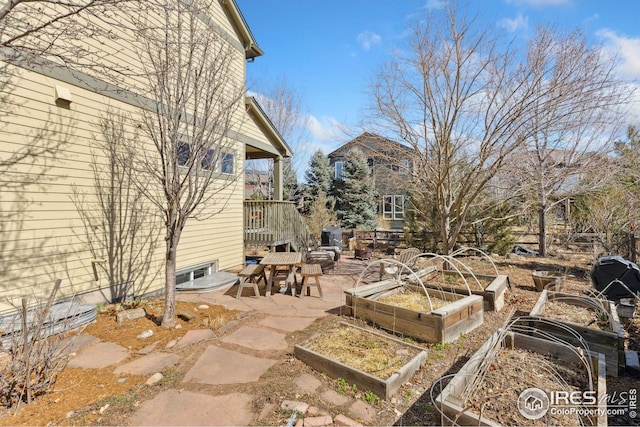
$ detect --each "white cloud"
[504,0,570,5]
[596,29,640,80]
[356,31,381,51]
[306,115,350,143]
[424,0,447,10]
[499,13,529,32]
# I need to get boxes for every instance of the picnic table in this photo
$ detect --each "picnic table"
[259,252,302,296]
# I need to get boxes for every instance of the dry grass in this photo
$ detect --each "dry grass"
[377,289,453,312]
[544,300,608,330]
[465,347,594,426]
[304,324,421,380]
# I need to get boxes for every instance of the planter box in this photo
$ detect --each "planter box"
[294,322,427,400]
[344,279,483,343]
[435,331,607,426]
[529,290,626,376]
[532,270,565,292]
[431,270,510,312]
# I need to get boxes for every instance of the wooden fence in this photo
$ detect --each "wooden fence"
[347,229,639,261]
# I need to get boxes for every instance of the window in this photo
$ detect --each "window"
[201,149,215,170]
[400,159,410,174]
[221,152,234,174]
[176,261,217,285]
[177,143,191,166]
[383,195,405,220]
[335,161,343,180]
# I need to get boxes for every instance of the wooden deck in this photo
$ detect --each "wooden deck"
[244,200,309,252]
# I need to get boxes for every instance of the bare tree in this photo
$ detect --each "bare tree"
[129,0,245,327]
[71,112,159,303]
[370,6,630,255]
[370,7,535,254]
[249,75,308,201]
[507,27,629,256]
[0,0,131,69]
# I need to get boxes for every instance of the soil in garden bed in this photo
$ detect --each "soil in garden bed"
[304,323,422,380]
[465,347,595,426]
[377,289,452,312]
[421,270,493,292]
[544,300,609,330]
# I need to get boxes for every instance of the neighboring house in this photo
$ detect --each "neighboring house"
[0,1,294,313]
[328,133,415,230]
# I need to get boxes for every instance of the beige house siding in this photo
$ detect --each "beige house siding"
[0,1,269,313]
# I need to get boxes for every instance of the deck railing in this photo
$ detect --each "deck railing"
[244,200,310,253]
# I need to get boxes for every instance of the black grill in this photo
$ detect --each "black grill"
[590,255,640,299]
[321,226,342,249]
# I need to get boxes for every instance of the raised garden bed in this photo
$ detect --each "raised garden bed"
[344,279,483,343]
[435,330,607,426]
[419,269,509,312]
[293,322,427,400]
[529,290,626,376]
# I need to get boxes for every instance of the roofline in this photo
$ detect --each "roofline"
[222,0,264,59]
[327,132,414,157]
[245,96,293,158]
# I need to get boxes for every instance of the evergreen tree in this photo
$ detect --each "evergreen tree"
[336,149,378,230]
[303,150,332,213]
[282,157,299,202]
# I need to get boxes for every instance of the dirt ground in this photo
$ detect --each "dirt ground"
[0,251,638,426]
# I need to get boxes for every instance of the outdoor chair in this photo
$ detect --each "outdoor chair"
[379,247,422,280]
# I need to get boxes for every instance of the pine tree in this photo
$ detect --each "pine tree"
[303,150,332,213]
[336,149,378,230]
[282,158,299,202]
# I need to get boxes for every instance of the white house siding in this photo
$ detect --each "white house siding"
[0,1,263,313]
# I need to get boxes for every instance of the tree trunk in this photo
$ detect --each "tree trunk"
[162,239,177,328]
[538,204,547,257]
[441,209,453,255]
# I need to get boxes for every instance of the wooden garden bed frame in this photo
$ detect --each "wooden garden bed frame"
[529,290,626,376]
[343,279,483,343]
[293,322,427,400]
[435,330,607,426]
[431,270,510,312]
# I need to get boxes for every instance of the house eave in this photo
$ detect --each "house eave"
[222,0,264,59]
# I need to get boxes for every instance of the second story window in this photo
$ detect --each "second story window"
[400,159,410,174]
[221,152,234,174]
[201,149,215,170]
[178,142,191,166]
[335,161,343,180]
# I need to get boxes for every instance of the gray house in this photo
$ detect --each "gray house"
[328,133,415,230]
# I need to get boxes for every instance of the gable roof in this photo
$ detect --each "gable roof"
[328,132,415,158]
[222,0,264,59]
[245,96,293,158]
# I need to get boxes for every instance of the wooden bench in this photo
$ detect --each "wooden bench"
[236,264,266,298]
[298,263,323,298]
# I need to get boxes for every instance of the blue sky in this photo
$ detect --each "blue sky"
[237,0,640,170]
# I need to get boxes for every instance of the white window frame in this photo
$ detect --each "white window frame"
[400,159,410,174]
[177,142,191,167]
[382,195,405,220]
[201,148,215,170]
[220,151,234,175]
[176,261,218,285]
[335,161,343,180]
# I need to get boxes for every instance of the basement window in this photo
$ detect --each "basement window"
[176,261,218,285]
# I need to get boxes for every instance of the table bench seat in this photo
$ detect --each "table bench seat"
[298,264,323,298]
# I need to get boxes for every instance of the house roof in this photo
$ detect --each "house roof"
[223,0,264,59]
[327,132,415,158]
[245,96,293,158]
